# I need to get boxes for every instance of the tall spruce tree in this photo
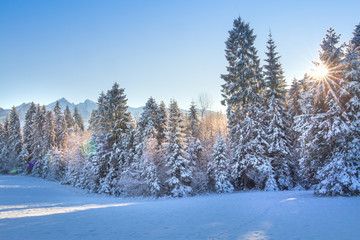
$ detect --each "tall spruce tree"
[97,83,133,194]
[8,107,23,170]
[221,17,268,190]
[263,33,294,190]
[23,102,37,164]
[165,99,192,197]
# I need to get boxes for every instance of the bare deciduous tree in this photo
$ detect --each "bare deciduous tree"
[197,92,213,118]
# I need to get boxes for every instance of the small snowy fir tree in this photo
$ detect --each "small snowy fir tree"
[165,99,192,197]
[208,136,233,193]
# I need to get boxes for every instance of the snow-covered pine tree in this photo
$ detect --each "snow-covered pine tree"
[221,17,263,147]
[184,102,206,193]
[185,102,202,166]
[43,148,64,181]
[315,28,360,196]
[64,106,75,131]
[7,107,23,171]
[287,78,303,158]
[43,110,56,152]
[130,97,161,196]
[73,107,85,131]
[53,101,68,150]
[263,33,294,190]
[40,109,60,179]
[221,17,269,190]
[30,105,47,176]
[135,97,159,150]
[300,28,346,189]
[156,101,167,146]
[288,78,302,120]
[0,121,5,153]
[208,136,233,193]
[23,102,37,166]
[53,101,61,115]
[233,104,275,190]
[86,92,110,192]
[165,99,192,197]
[186,102,201,140]
[0,121,6,172]
[351,23,360,49]
[98,83,133,194]
[293,74,314,187]
[0,116,10,173]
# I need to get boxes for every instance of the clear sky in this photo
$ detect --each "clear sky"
[1,0,359,111]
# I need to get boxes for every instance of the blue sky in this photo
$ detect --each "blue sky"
[1,0,359,111]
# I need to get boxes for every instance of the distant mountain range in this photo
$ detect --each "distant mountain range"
[0,98,145,126]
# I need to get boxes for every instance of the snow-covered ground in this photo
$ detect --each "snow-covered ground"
[1,175,359,240]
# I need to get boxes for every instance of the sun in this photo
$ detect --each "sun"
[310,63,329,80]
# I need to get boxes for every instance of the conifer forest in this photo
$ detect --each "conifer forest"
[1,17,360,198]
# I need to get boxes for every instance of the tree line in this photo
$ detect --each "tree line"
[0,17,359,197]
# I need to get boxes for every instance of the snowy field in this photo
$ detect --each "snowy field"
[0,175,359,240]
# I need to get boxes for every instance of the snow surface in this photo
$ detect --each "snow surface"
[1,175,360,240]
